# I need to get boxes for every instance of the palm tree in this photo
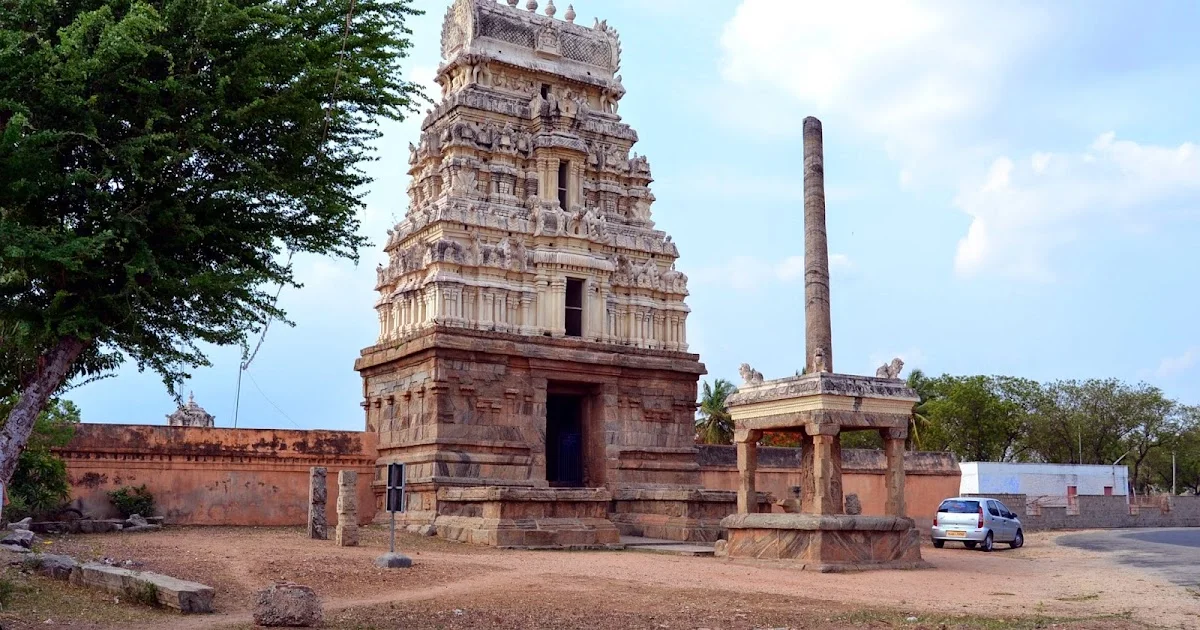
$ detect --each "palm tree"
[906,368,933,450]
[696,378,737,445]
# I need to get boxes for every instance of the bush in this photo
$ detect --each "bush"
[0,397,78,522]
[108,485,155,518]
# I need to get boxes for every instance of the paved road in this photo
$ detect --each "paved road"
[1058,528,1200,586]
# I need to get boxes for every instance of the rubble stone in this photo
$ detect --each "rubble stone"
[253,582,322,627]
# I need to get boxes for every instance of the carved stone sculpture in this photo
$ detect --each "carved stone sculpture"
[844,493,862,515]
[739,363,764,386]
[875,358,904,380]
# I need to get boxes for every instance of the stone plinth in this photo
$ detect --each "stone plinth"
[434,486,621,549]
[609,488,773,542]
[720,513,927,572]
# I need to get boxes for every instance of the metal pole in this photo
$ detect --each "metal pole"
[389,510,396,554]
[233,368,243,429]
[1173,451,1177,496]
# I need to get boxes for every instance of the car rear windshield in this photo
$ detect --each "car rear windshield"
[938,500,980,514]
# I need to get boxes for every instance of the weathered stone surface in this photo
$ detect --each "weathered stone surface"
[721,514,926,570]
[335,470,358,547]
[70,563,215,613]
[308,467,328,540]
[0,543,30,553]
[27,553,78,580]
[2,528,34,548]
[253,582,322,627]
[844,493,862,515]
[167,392,215,428]
[374,552,413,569]
[123,524,163,533]
[356,0,706,535]
[803,115,833,375]
[7,517,32,531]
[127,514,149,527]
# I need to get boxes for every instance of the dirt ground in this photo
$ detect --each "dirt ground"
[0,526,1196,629]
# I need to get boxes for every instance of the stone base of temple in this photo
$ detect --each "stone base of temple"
[719,514,929,572]
[432,486,622,549]
[609,488,774,542]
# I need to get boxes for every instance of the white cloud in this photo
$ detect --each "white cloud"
[1157,347,1199,378]
[954,133,1200,278]
[694,253,853,290]
[717,0,1045,166]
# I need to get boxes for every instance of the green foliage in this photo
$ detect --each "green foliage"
[696,379,737,445]
[0,576,15,608]
[108,484,154,518]
[123,580,160,607]
[0,0,424,405]
[0,397,78,519]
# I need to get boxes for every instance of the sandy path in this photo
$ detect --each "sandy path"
[45,527,1200,629]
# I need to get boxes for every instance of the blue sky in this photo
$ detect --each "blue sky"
[69,0,1200,428]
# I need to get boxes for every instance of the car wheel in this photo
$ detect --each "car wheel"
[1010,529,1024,549]
[981,532,994,552]
[964,541,977,549]
[933,539,945,549]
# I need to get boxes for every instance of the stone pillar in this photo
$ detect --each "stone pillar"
[884,429,908,517]
[335,470,358,547]
[806,425,844,515]
[735,429,762,514]
[803,116,833,374]
[308,467,327,540]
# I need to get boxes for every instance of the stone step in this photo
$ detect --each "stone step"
[70,563,215,613]
[619,535,716,557]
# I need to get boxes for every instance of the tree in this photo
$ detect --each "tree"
[0,0,423,483]
[0,396,79,519]
[919,375,1035,462]
[696,379,736,445]
[1146,411,1200,495]
[905,368,933,450]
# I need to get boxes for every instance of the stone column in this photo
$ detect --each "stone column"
[335,470,358,547]
[803,116,833,374]
[806,425,844,515]
[308,467,327,540]
[735,429,762,514]
[884,429,908,517]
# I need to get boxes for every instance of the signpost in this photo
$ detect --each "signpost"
[375,463,411,569]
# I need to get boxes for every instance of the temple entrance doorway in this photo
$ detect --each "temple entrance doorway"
[546,393,584,487]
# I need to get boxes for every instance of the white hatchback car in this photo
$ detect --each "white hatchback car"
[931,496,1024,552]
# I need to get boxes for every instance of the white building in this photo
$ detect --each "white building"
[959,462,1129,506]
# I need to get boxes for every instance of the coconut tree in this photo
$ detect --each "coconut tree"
[906,368,934,451]
[696,378,737,445]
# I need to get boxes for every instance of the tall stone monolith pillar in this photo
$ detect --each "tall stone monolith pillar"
[803,116,833,375]
[335,470,358,547]
[308,467,327,540]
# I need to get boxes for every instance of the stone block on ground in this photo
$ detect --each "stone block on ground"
[70,563,215,613]
[374,552,412,569]
[7,517,32,531]
[335,523,358,547]
[123,524,164,533]
[2,528,35,548]
[253,581,322,627]
[127,514,149,527]
[0,543,30,553]
[27,553,78,580]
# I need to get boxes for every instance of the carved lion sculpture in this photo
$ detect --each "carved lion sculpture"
[875,357,905,380]
[739,363,764,386]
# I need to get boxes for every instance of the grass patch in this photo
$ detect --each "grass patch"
[830,607,1132,630]
[1056,593,1101,602]
[123,580,161,608]
[0,567,169,626]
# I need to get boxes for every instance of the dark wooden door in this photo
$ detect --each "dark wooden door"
[546,395,584,487]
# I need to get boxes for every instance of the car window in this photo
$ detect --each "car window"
[987,501,1001,516]
[937,500,980,513]
[997,501,1012,516]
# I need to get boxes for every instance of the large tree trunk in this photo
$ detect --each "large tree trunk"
[0,336,87,485]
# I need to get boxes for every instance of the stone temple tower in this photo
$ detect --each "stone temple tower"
[355,0,720,547]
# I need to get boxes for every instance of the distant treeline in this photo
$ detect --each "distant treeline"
[698,371,1199,495]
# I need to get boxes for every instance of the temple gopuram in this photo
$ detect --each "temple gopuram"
[354,0,751,547]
